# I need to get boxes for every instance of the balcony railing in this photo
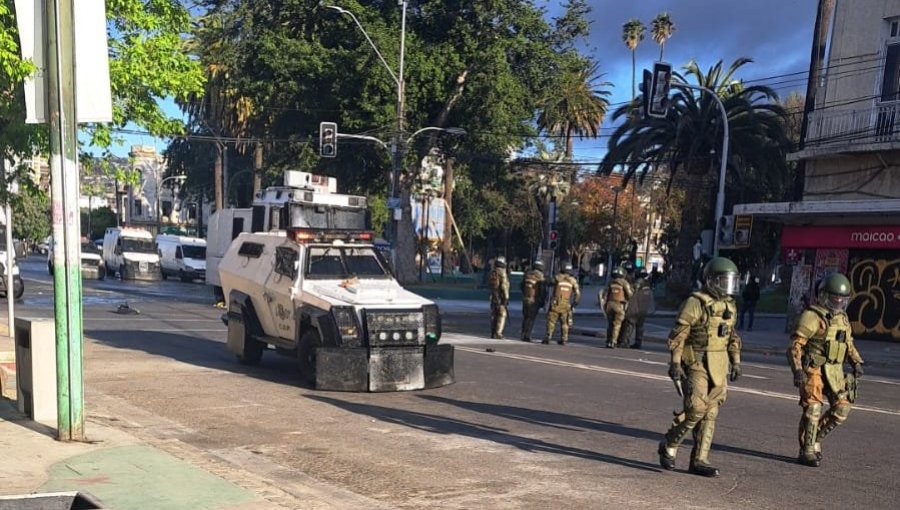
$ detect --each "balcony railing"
[806,102,900,149]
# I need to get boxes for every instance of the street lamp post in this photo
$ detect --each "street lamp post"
[326,2,407,244]
[156,175,187,229]
[682,83,730,257]
[607,185,623,281]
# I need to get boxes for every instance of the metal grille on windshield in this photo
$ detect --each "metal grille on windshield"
[365,309,424,347]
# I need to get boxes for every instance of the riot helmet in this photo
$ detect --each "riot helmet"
[562,262,574,274]
[611,267,625,279]
[494,256,507,269]
[818,273,852,313]
[638,269,649,279]
[622,261,635,274]
[702,257,740,298]
[533,260,545,271]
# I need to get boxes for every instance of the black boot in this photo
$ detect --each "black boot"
[631,338,643,349]
[658,441,676,470]
[689,461,720,477]
[798,452,820,467]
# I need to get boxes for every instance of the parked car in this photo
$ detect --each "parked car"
[156,234,206,282]
[47,239,107,280]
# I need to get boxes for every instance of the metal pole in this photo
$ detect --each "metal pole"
[683,83,729,257]
[389,1,408,262]
[46,0,85,441]
[2,161,15,372]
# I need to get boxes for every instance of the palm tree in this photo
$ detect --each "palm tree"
[651,12,676,61]
[622,19,646,103]
[599,58,790,294]
[537,58,613,160]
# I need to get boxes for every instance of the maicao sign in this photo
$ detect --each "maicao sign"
[782,225,900,250]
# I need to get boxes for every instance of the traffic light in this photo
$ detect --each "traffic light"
[548,230,559,250]
[320,122,337,158]
[644,61,672,119]
[717,215,735,249]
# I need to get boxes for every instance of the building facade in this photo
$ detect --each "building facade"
[737,0,900,341]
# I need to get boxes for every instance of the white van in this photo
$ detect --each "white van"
[102,227,161,280]
[156,234,206,282]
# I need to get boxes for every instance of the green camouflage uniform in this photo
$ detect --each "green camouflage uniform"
[520,268,547,341]
[622,276,651,348]
[488,267,510,339]
[788,305,864,463]
[661,288,741,469]
[544,273,580,344]
[603,277,633,348]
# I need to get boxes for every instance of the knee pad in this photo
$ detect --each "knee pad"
[832,402,851,422]
[804,402,823,420]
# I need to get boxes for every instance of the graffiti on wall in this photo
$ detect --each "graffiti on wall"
[847,257,900,341]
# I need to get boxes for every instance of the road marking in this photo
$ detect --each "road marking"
[455,346,900,417]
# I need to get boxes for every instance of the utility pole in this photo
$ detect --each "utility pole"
[607,185,623,281]
[46,0,85,441]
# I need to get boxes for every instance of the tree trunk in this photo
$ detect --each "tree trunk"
[395,186,418,284]
[565,124,574,161]
[442,158,454,274]
[214,142,224,211]
[253,143,263,196]
[667,173,715,298]
[631,50,636,103]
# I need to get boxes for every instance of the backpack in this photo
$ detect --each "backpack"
[522,274,538,300]
[488,269,502,290]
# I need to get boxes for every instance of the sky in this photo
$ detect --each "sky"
[541,0,820,162]
[104,0,821,161]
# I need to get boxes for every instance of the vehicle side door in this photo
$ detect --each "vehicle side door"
[265,245,300,340]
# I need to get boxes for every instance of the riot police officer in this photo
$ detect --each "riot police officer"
[544,263,580,345]
[623,269,653,349]
[488,256,510,339]
[603,267,633,348]
[788,273,864,467]
[520,260,547,342]
[658,257,743,478]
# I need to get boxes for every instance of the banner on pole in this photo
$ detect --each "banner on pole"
[15,0,113,123]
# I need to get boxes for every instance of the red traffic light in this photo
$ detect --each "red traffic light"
[549,230,558,241]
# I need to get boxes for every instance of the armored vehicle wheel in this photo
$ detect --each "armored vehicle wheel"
[297,329,321,385]
[232,310,265,366]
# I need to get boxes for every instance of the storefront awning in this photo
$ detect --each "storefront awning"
[733,199,900,226]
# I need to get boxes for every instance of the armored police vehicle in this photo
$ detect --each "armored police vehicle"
[219,227,454,392]
[206,171,369,299]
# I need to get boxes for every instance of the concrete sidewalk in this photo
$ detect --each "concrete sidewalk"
[0,323,373,510]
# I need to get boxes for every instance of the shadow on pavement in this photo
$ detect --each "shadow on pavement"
[306,394,663,473]
[418,395,798,466]
[85,330,308,389]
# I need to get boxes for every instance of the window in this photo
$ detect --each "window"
[182,245,206,259]
[881,44,900,101]
[162,200,173,217]
[134,200,142,216]
[306,247,389,279]
[237,242,264,258]
[274,247,299,279]
[122,238,156,253]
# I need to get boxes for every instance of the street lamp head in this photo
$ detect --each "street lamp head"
[444,127,466,136]
[325,5,350,15]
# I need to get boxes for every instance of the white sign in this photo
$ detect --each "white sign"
[14,0,113,124]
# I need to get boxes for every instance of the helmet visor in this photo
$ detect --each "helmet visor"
[714,273,741,296]
[824,293,850,312]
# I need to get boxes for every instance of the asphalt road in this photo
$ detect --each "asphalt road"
[12,257,900,509]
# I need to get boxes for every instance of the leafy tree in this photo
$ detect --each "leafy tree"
[600,58,790,294]
[174,0,588,283]
[622,19,645,102]
[537,57,612,160]
[11,187,50,242]
[650,12,676,61]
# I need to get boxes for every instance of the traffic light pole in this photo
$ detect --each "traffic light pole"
[683,83,729,257]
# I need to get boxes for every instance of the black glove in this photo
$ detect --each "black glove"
[793,370,807,388]
[729,363,742,382]
[668,363,685,382]
[853,363,864,378]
